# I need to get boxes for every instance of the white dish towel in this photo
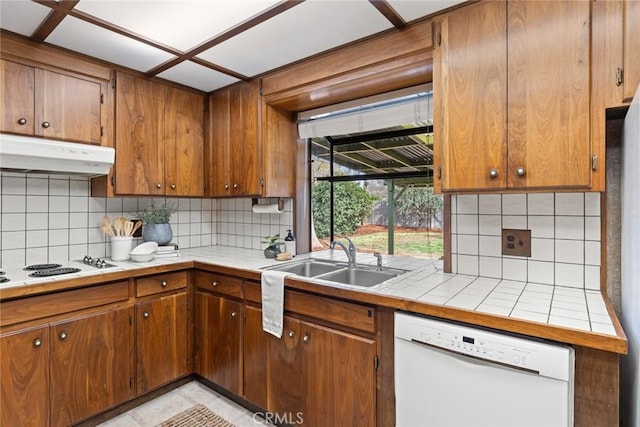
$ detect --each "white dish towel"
[261,270,292,338]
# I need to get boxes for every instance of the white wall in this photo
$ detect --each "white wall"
[621,87,640,427]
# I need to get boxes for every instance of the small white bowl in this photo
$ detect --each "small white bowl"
[129,241,158,262]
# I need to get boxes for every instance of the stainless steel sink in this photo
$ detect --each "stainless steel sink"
[316,267,402,287]
[266,259,345,277]
[266,258,405,287]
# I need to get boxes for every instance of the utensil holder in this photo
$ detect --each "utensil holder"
[111,236,133,261]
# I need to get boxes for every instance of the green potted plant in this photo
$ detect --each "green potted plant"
[131,202,177,245]
[262,234,283,258]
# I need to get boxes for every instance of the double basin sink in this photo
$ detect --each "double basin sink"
[265,258,406,287]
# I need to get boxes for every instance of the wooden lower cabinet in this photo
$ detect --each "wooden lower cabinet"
[194,291,242,394]
[49,307,134,427]
[1,325,49,427]
[243,305,376,427]
[136,292,189,394]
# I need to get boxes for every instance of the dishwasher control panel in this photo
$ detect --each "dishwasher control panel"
[395,312,573,381]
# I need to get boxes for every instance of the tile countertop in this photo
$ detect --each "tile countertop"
[0,246,626,353]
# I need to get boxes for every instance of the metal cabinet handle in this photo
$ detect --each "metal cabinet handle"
[170,184,176,189]
[516,167,526,176]
[231,311,237,317]
[489,168,498,178]
[161,280,167,288]
[59,332,67,340]
[302,335,309,343]
[33,338,42,348]
[17,118,27,125]
[156,183,162,189]
[41,121,50,129]
[233,183,239,189]
[212,281,218,287]
[224,184,229,190]
[288,331,295,338]
[143,312,149,318]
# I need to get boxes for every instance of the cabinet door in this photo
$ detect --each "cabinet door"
[507,1,591,189]
[230,80,261,196]
[434,1,507,191]
[36,69,102,144]
[0,59,35,135]
[624,0,640,101]
[165,86,204,197]
[194,292,242,394]
[268,315,301,415]
[115,72,165,195]
[300,322,376,427]
[0,326,49,427]
[49,307,134,427]
[136,292,189,394]
[243,305,269,408]
[208,89,232,197]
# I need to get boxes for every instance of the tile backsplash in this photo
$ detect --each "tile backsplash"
[451,192,601,290]
[0,172,293,267]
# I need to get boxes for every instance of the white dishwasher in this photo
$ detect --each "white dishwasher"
[394,312,574,427]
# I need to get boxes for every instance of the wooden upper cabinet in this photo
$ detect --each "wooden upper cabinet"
[49,308,134,427]
[506,0,591,189]
[433,0,507,192]
[164,86,204,197]
[623,0,640,102]
[434,0,593,192]
[114,72,204,196]
[0,325,49,427]
[207,80,261,197]
[1,59,103,145]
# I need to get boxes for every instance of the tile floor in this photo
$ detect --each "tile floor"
[98,381,273,427]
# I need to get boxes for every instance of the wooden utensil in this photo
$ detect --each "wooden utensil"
[124,220,133,237]
[101,223,114,237]
[131,220,142,236]
[113,217,123,237]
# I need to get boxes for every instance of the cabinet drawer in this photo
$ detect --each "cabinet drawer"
[0,281,129,326]
[136,271,187,297]
[195,271,243,299]
[244,281,376,334]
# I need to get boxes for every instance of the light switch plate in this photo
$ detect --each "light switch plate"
[502,229,531,257]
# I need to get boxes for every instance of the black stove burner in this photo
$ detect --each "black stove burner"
[29,267,81,277]
[24,263,62,271]
[0,277,9,283]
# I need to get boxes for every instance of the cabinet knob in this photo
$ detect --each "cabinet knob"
[233,183,239,189]
[143,311,150,318]
[488,168,499,178]
[303,335,309,343]
[58,332,67,341]
[231,311,237,317]
[41,121,51,129]
[516,167,526,176]
[288,331,295,338]
[170,184,176,189]
[212,281,218,287]
[17,117,27,125]
[224,184,229,190]
[33,338,42,348]
[161,280,167,287]
[156,183,162,189]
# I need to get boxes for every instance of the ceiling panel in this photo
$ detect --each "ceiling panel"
[157,60,240,92]
[46,16,175,72]
[0,0,51,37]
[387,0,465,22]
[73,0,282,52]
[196,0,392,77]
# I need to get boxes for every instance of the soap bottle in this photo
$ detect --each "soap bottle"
[284,229,296,257]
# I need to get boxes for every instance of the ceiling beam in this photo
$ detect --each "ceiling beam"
[368,0,406,29]
[30,0,79,42]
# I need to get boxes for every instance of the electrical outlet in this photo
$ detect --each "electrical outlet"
[502,229,531,257]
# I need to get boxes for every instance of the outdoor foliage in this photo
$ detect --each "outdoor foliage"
[394,187,443,229]
[313,180,377,238]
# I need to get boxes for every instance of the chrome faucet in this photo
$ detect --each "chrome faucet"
[330,237,356,268]
[373,252,383,271]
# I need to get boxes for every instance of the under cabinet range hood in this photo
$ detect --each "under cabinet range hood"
[0,134,115,176]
